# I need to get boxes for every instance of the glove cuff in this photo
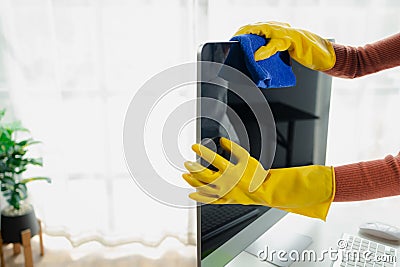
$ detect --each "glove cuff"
[274,166,336,221]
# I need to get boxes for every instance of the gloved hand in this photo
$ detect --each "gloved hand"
[182,137,335,220]
[234,21,336,71]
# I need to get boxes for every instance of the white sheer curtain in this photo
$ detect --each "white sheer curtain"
[0,0,197,256]
[0,0,400,264]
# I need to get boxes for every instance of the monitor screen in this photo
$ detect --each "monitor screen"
[197,41,332,266]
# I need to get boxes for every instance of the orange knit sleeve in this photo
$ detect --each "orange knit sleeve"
[323,34,400,200]
[333,153,400,202]
[323,33,400,78]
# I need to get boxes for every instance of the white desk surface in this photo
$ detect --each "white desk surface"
[227,196,400,266]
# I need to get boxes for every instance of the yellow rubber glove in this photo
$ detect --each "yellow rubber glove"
[234,21,336,71]
[183,138,335,220]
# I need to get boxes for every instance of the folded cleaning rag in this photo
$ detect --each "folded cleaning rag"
[224,34,296,89]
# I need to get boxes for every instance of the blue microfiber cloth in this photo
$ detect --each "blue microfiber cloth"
[224,34,296,89]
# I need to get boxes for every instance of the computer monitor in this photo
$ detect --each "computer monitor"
[197,41,332,266]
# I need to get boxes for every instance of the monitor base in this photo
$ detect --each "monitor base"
[245,231,313,266]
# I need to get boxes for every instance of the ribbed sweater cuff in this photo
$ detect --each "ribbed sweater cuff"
[323,33,400,78]
[323,43,357,78]
[334,154,400,202]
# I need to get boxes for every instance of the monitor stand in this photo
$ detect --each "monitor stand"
[244,230,313,266]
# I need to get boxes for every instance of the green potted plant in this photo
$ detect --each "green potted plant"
[0,109,51,243]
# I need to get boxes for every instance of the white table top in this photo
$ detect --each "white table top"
[226,196,400,266]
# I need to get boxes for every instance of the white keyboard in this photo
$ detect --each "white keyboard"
[333,233,398,267]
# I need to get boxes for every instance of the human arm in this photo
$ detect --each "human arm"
[182,137,400,220]
[324,33,400,78]
[334,153,400,201]
[234,22,400,78]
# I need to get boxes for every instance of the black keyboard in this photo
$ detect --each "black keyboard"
[201,204,260,241]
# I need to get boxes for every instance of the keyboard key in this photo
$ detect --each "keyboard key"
[334,234,398,267]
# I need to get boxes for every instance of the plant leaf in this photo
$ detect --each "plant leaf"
[0,109,5,120]
[15,167,27,174]
[2,176,15,186]
[15,183,28,200]
[27,158,43,166]
[3,121,29,133]
[21,177,51,184]
[17,138,41,147]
